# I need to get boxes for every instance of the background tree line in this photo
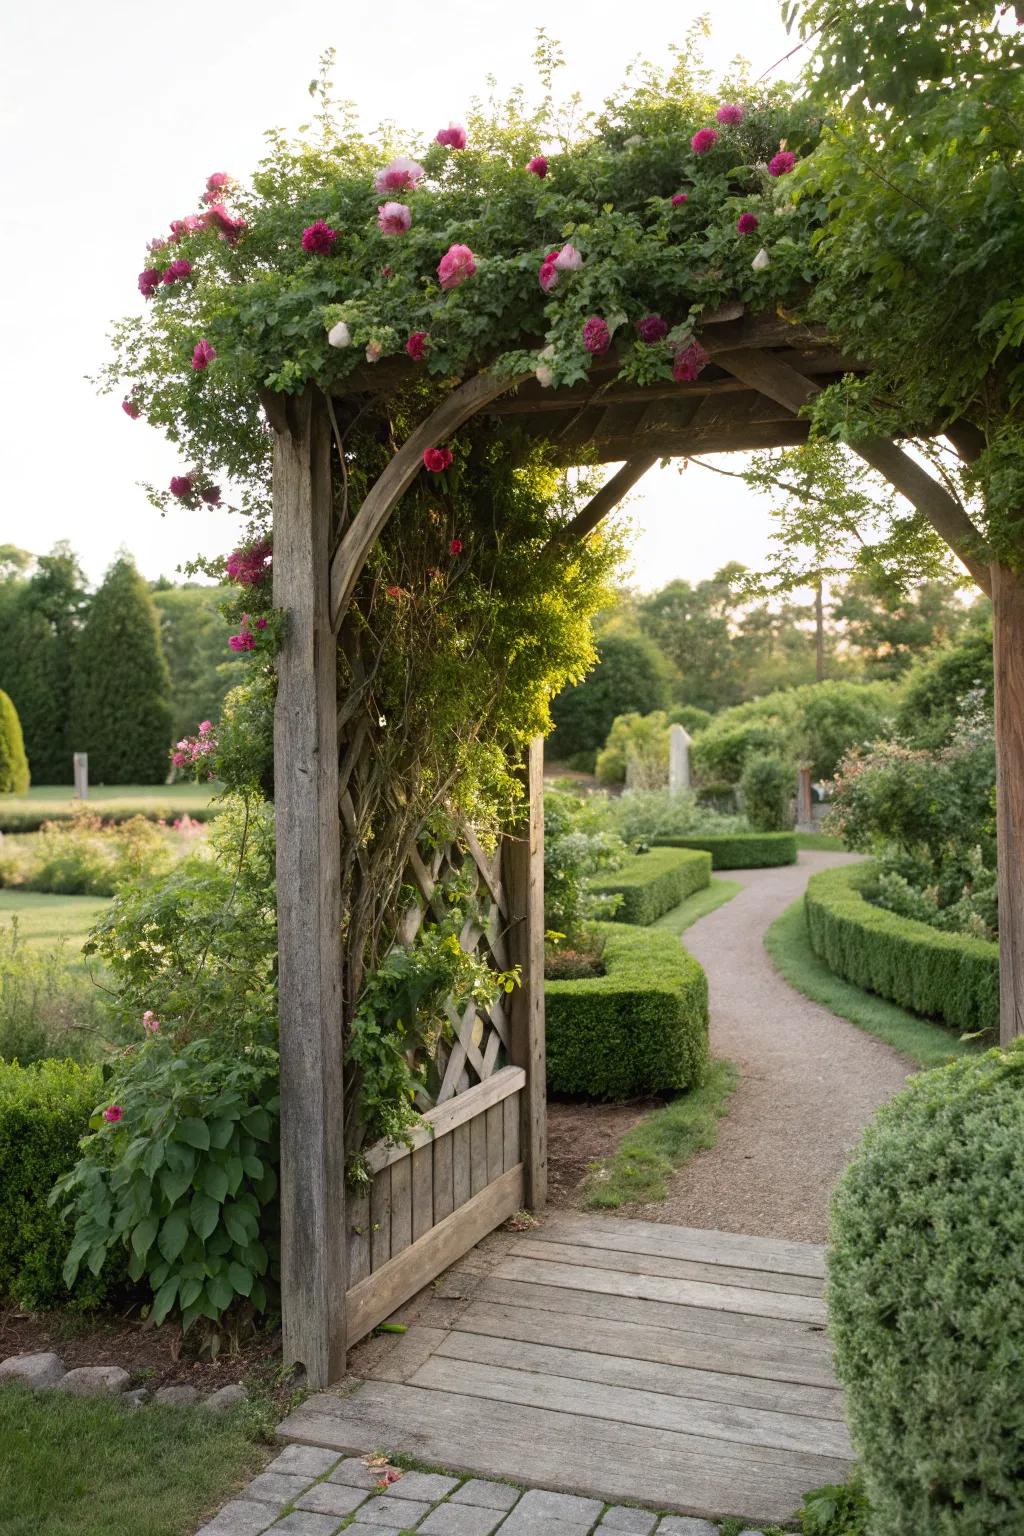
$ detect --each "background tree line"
[0,544,243,786]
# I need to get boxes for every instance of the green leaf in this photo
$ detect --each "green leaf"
[158,1207,190,1263]
[190,1190,220,1241]
[179,1276,203,1310]
[228,1261,254,1297]
[131,1216,159,1260]
[160,1163,195,1205]
[207,1273,233,1312]
[241,1107,271,1141]
[208,1118,235,1150]
[176,1118,211,1150]
[152,1275,179,1326]
[223,1154,244,1195]
[223,1204,258,1245]
[201,1162,229,1203]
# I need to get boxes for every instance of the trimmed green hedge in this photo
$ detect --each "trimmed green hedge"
[653,831,798,869]
[593,846,711,926]
[0,1058,115,1309]
[546,922,709,1098]
[805,863,998,1035]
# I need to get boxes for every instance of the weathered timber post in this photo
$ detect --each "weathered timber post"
[270,389,348,1385]
[796,767,815,833]
[668,724,692,795]
[73,753,88,800]
[992,562,1024,1045]
[501,735,547,1209]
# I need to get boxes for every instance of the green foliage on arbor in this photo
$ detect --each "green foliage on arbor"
[543,787,626,944]
[546,922,709,1099]
[71,556,173,785]
[0,546,86,785]
[0,691,29,795]
[827,1041,1024,1535]
[896,616,994,749]
[740,753,791,832]
[592,846,711,927]
[551,635,671,759]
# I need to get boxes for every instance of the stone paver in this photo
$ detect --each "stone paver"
[656,1520,718,1536]
[357,1495,432,1526]
[195,1498,277,1536]
[0,1351,66,1388]
[498,1516,592,1536]
[419,1503,505,1535]
[507,1489,603,1526]
[601,1508,659,1534]
[386,1470,460,1503]
[328,1457,393,1491]
[295,1483,368,1518]
[267,1446,341,1480]
[244,1471,316,1508]
[341,1526,404,1536]
[55,1365,129,1397]
[450,1481,520,1512]
[266,1515,339,1536]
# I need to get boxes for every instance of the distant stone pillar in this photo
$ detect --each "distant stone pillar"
[73,753,88,800]
[796,766,814,831]
[669,725,692,795]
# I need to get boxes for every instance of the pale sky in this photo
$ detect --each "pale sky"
[0,0,797,592]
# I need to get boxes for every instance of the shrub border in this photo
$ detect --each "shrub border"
[592,846,711,925]
[653,831,797,869]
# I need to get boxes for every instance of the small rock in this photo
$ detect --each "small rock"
[154,1383,201,1406]
[56,1365,130,1397]
[0,1352,66,1389]
[122,1387,151,1411]
[203,1383,248,1413]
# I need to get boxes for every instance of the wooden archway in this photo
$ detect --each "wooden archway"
[268,306,994,1387]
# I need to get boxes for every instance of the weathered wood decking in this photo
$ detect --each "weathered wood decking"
[278,1213,852,1524]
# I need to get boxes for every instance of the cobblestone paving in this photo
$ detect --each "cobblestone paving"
[195,1450,770,1536]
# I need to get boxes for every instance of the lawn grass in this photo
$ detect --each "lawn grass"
[0,783,221,832]
[765,897,983,1071]
[0,1385,268,1536]
[0,891,111,954]
[652,876,742,934]
[583,1059,739,1209]
[795,830,845,852]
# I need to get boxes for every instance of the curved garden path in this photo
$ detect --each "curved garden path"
[625,849,913,1243]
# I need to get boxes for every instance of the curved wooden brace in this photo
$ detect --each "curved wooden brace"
[329,370,528,630]
[562,456,658,543]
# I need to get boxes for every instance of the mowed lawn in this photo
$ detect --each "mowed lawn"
[0,1386,267,1536]
[0,891,112,954]
[0,783,221,831]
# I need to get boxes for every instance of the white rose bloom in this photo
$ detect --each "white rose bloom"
[327,321,352,348]
[752,247,771,271]
[535,364,555,388]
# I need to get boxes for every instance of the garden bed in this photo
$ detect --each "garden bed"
[0,784,221,834]
[545,922,709,1098]
[654,831,798,868]
[591,845,711,925]
[804,863,999,1036]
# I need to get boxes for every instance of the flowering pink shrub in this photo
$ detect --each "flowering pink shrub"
[192,339,216,371]
[527,155,548,177]
[375,156,424,193]
[690,128,719,155]
[736,212,759,234]
[768,150,797,176]
[672,340,710,382]
[171,718,218,770]
[716,103,744,125]
[636,314,668,343]
[301,219,338,254]
[582,316,611,355]
[437,244,477,290]
[423,446,453,473]
[226,537,272,586]
[377,202,411,236]
[406,331,428,360]
[436,123,467,149]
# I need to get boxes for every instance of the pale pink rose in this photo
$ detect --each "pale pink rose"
[553,243,583,272]
[377,201,412,236]
[365,340,383,363]
[435,123,467,149]
[374,156,424,193]
[437,243,477,290]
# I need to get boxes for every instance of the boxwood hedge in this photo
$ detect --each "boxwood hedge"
[592,846,711,926]
[829,1043,1024,1536]
[805,863,998,1036]
[546,922,709,1098]
[653,831,798,869]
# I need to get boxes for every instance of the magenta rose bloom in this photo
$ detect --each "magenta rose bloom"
[162,258,193,285]
[768,150,797,177]
[716,103,744,125]
[582,316,611,355]
[636,314,668,344]
[437,244,477,290]
[406,331,428,360]
[226,538,272,586]
[423,446,454,473]
[736,212,759,234]
[538,252,560,293]
[690,127,719,155]
[192,338,216,371]
[671,192,689,207]
[436,123,467,149]
[103,1106,123,1124]
[377,202,412,236]
[138,268,161,299]
[301,219,338,254]
[122,399,141,419]
[228,630,256,652]
[205,203,247,243]
[205,172,231,195]
[169,475,194,500]
[374,156,425,194]
[200,484,221,505]
[672,341,710,382]
[527,155,548,177]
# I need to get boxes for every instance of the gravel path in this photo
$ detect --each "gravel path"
[624,850,913,1243]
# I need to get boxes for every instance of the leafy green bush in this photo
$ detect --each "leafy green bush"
[654,832,798,868]
[805,864,998,1035]
[0,921,108,1066]
[692,721,789,788]
[550,635,672,759]
[0,814,181,897]
[546,923,709,1098]
[740,753,792,832]
[895,620,993,749]
[669,704,712,735]
[692,680,897,786]
[828,1044,1024,1536]
[799,1478,871,1536]
[0,689,30,795]
[592,847,711,926]
[543,787,626,944]
[0,1058,114,1309]
[53,1037,279,1330]
[595,709,671,788]
[604,789,745,845]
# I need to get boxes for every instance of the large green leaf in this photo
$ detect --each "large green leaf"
[200,1162,229,1203]
[176,1118,211,1150]
[158,1207,189,1263]
[190,1190,220,1242]
[131,1216,159,1260]
[152,1275,179,1325]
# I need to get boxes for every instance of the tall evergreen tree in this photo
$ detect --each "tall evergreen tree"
[0,544,86,784]
[71,555,173,784]
[0,689,30,794]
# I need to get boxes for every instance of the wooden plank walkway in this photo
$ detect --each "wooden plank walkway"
[277,1212,853,1525]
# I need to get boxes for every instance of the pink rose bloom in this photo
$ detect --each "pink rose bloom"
[103,1106,123,1124]
[204,172,231,203]
[672,340,710,382]
[205,203,247,243]
[365,340,383,363]
[423,446,453,473]
[582,316,611,355]
[226,538,272,586]
[170,474,194,500]
[527,156,548,177]
[162,258,192,285]
[170,215,206,240]
[142,1011,160,1034]
[406,331,428,360]
[436,123,467,149]
[301,219,338,254]
[228,630,256,652]
[768,150,797,176]
[636,314,668,344]
[200,484,221,505]
[138,268,161,299]
[255,616,268,629]
[374,156,425,193]
[377,201,412,236]
[716,103,744,125]
[449,538,463,555]
[736,212,759,234]
[691,128,719,155]
[147,236,168,254]
[122,399,141,419]
[538,252,560,293]
[671,193,689,206]
[192,338,216,371]
[553,243,583,272]
[437,243,477,290]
